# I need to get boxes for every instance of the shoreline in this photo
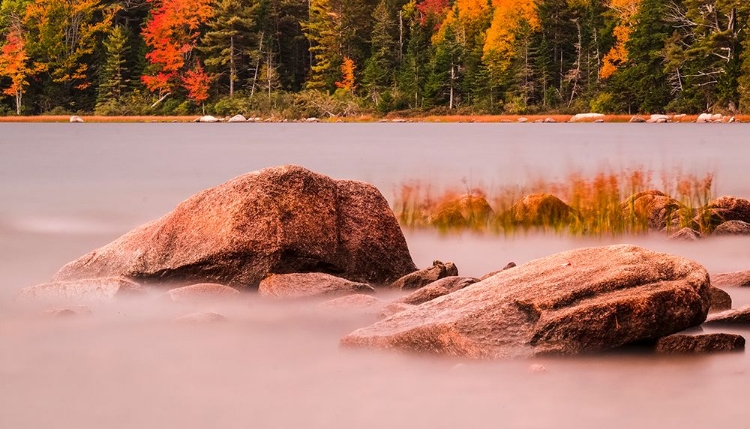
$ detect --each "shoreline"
[0,113,747,123]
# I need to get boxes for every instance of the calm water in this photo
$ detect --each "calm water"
[2,123,750,428]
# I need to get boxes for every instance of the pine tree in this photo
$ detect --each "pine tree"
[613,0,671,113]
[199,0,258,97]
[96,25,131,111]
[362,0,396,105]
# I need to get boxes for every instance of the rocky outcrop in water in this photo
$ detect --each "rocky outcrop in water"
[389,260,458,290]
[712,271,750,288]
[704,306,750,325]
[18,277,145,303]
[708,287,732,313]
[395,277,478,305]
[341,245,710,359]
[713,220,750,236]
[52,165,416,288]
[429,194,494,227]
[696,196,750,232]
[621,190,686,231]
[655,333,745,353]
[508,193,572,226]
[259,272,375,299]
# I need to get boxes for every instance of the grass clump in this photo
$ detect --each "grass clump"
[393,168,717,237]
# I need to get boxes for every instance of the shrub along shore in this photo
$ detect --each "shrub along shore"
[2,113,750,123]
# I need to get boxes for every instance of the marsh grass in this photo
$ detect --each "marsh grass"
[393,168,717,236]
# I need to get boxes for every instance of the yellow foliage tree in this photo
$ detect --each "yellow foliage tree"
[600,0,641,79]
[482,0,540,75]
[433,0,491,45]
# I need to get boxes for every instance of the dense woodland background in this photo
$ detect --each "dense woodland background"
[1,0,750,117]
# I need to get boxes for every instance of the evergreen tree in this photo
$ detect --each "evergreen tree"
[363,0,396,105]
[199,0,258,97]
[96,25,131,111]
[606,0,670,113]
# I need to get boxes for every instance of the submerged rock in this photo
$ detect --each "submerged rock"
[395,277,479,306]
[18,277,145,303]
[712,270,750,288]
[713,220,750,236]
[44,306,92,318]
[378,302,416,318]
[52,165,416,288]
[165,283,240,303]
[704,306,750,325]
[656,333,745,353]
[389,260,458,290]
[341,245,710,359]
[259,272,375,299]
[317,294,385,312]
[708,287,732,313]
[173,312,227,324]
[668,227,702,241]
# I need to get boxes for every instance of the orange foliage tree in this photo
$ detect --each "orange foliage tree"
[182,62,211,112]
[335,56,356,93]
[141,0,213,103]
[0,26,30,114]
[600,0,641,79]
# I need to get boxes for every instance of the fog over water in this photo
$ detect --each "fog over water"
[2,123,750,428]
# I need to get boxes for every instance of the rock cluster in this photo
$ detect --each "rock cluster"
[342,245,711,358]
[15,165,747,362]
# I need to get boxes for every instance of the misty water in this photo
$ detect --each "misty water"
[2,123,750,428]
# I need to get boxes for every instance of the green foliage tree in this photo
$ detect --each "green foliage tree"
[362,0,396,105]
[199,0,258,97]
[96,25,131,112]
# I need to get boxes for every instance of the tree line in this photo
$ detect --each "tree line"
[1,0,750,117]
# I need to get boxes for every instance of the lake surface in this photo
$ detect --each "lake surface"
[1,123,750,428]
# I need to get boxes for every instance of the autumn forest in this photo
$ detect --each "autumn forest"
[1,0,749,117]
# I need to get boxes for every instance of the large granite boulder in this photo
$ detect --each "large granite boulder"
[259,272,375,299]
[341,245,710,359]
[18,277,145,303]
[52,165,416,288]
[389,260,458,290]
[621,190,686,231]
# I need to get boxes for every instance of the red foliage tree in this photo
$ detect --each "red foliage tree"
[141,0,213,101]
[182,62,211,112]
